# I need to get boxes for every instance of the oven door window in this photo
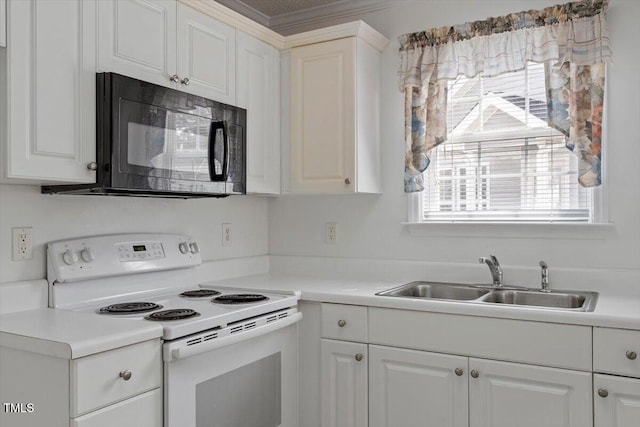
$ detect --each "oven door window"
[196,353,281,427]
[119,99,220,183]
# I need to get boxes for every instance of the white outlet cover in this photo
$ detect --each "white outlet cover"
[222,223,232,247]
[326,222,337,244]
[12,227,33,261]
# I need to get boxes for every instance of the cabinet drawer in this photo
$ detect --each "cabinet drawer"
[71,388,162,427]
[71,339,162,417]
[321,303,367,342]
[594,328,640,378]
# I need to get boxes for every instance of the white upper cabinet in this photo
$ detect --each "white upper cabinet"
[98,0,236,104]
[0,0,6,47]
[177,3,235,104]
[97,0,177,89]
[236,31,280,194]
[288,23,388,194]
[1,0,96,183]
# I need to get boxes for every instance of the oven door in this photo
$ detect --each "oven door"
[164,316,300,427]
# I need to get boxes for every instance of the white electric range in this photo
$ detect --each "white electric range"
[47,233,300,427]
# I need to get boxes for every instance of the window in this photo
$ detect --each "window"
[419,63,593,223]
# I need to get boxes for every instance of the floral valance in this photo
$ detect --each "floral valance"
[398,0,612,86]
[399,0,612,192]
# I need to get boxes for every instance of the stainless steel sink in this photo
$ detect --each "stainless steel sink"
[376,281,490,301]
[376,281,598,312]
[480,289,598,311]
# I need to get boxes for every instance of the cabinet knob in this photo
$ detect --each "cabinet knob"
[354,353,363,362]
[455,368,464,376]
[119,370,132,381]
[344,178,352,185]
[169,74,180,83]
[180,77,190,86]
[87,162,97,171]
[470,370,479,379]
[626,350,637,360]
[597,388,609,398]
[337,319,346,327]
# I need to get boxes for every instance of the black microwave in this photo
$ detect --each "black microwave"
[42,73,246,198]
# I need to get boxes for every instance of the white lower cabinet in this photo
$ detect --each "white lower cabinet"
[469,358,593,427]
[321,338,368,427]
[0,339,162,427]
[594,374,640,427]
[369,345,468,427]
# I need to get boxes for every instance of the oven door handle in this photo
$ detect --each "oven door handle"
[164,312,302,362]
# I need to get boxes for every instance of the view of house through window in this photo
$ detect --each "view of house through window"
[421,62,593,223]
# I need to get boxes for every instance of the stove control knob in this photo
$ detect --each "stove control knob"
[62,250,78,265]
[178,242,190,254]
[80,248,95,263]
[189,242,200,254]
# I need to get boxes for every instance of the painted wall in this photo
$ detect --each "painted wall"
[0,184,269,282]
[269,0,640,284]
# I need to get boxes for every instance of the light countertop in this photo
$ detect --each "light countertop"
[0,308,163,359]
[202,274,640,330]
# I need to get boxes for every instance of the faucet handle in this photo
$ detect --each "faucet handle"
[539,261,550,292]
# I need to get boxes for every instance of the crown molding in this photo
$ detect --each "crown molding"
[270,0,395,36]
[283,20,389,51]
[179,0,286,49]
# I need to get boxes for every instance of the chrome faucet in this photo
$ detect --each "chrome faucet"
[479,255,503,287]
[539,261,550,292]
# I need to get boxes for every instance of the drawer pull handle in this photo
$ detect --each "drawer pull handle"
[337,320,346,327]
[626,350,637,360]
[598,388,609,398]
[354,353,363,362]
[470,370,479,379]
[455,368,464,376]
[119,370,132,381]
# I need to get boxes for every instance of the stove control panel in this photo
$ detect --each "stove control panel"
[47,233,201,283]
[117,242,165,262]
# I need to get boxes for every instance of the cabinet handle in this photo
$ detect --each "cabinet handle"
[169,74,180,83]
[626,350,637,360]
[344,178,352,185]
[597,388,609,398]
[470,370,479,379]
[455,368,464,376]
[87,162,97,171]
[180,77,190,86]
[119,370,132,381]
[337,319,346,327]
[354,353,363,362]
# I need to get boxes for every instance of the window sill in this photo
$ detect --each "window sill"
[402,222,616,240]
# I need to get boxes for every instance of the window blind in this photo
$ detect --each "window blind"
[422,63,592,223]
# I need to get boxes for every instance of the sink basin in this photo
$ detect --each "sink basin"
[376,282,598,312]
[376,281,490,301]
[480,289,598,311]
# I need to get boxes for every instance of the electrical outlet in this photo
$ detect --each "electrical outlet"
[222,223,232,246]
[326,223,337,244]
[12,227,33,261]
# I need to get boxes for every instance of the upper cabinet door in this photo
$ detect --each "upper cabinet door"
[290,38,357,193]
[3,0,96,183]
[97,0,177,89]
[177,3,235,104]
[237,31,280,194]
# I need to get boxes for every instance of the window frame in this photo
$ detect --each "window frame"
[407,62,610,230]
